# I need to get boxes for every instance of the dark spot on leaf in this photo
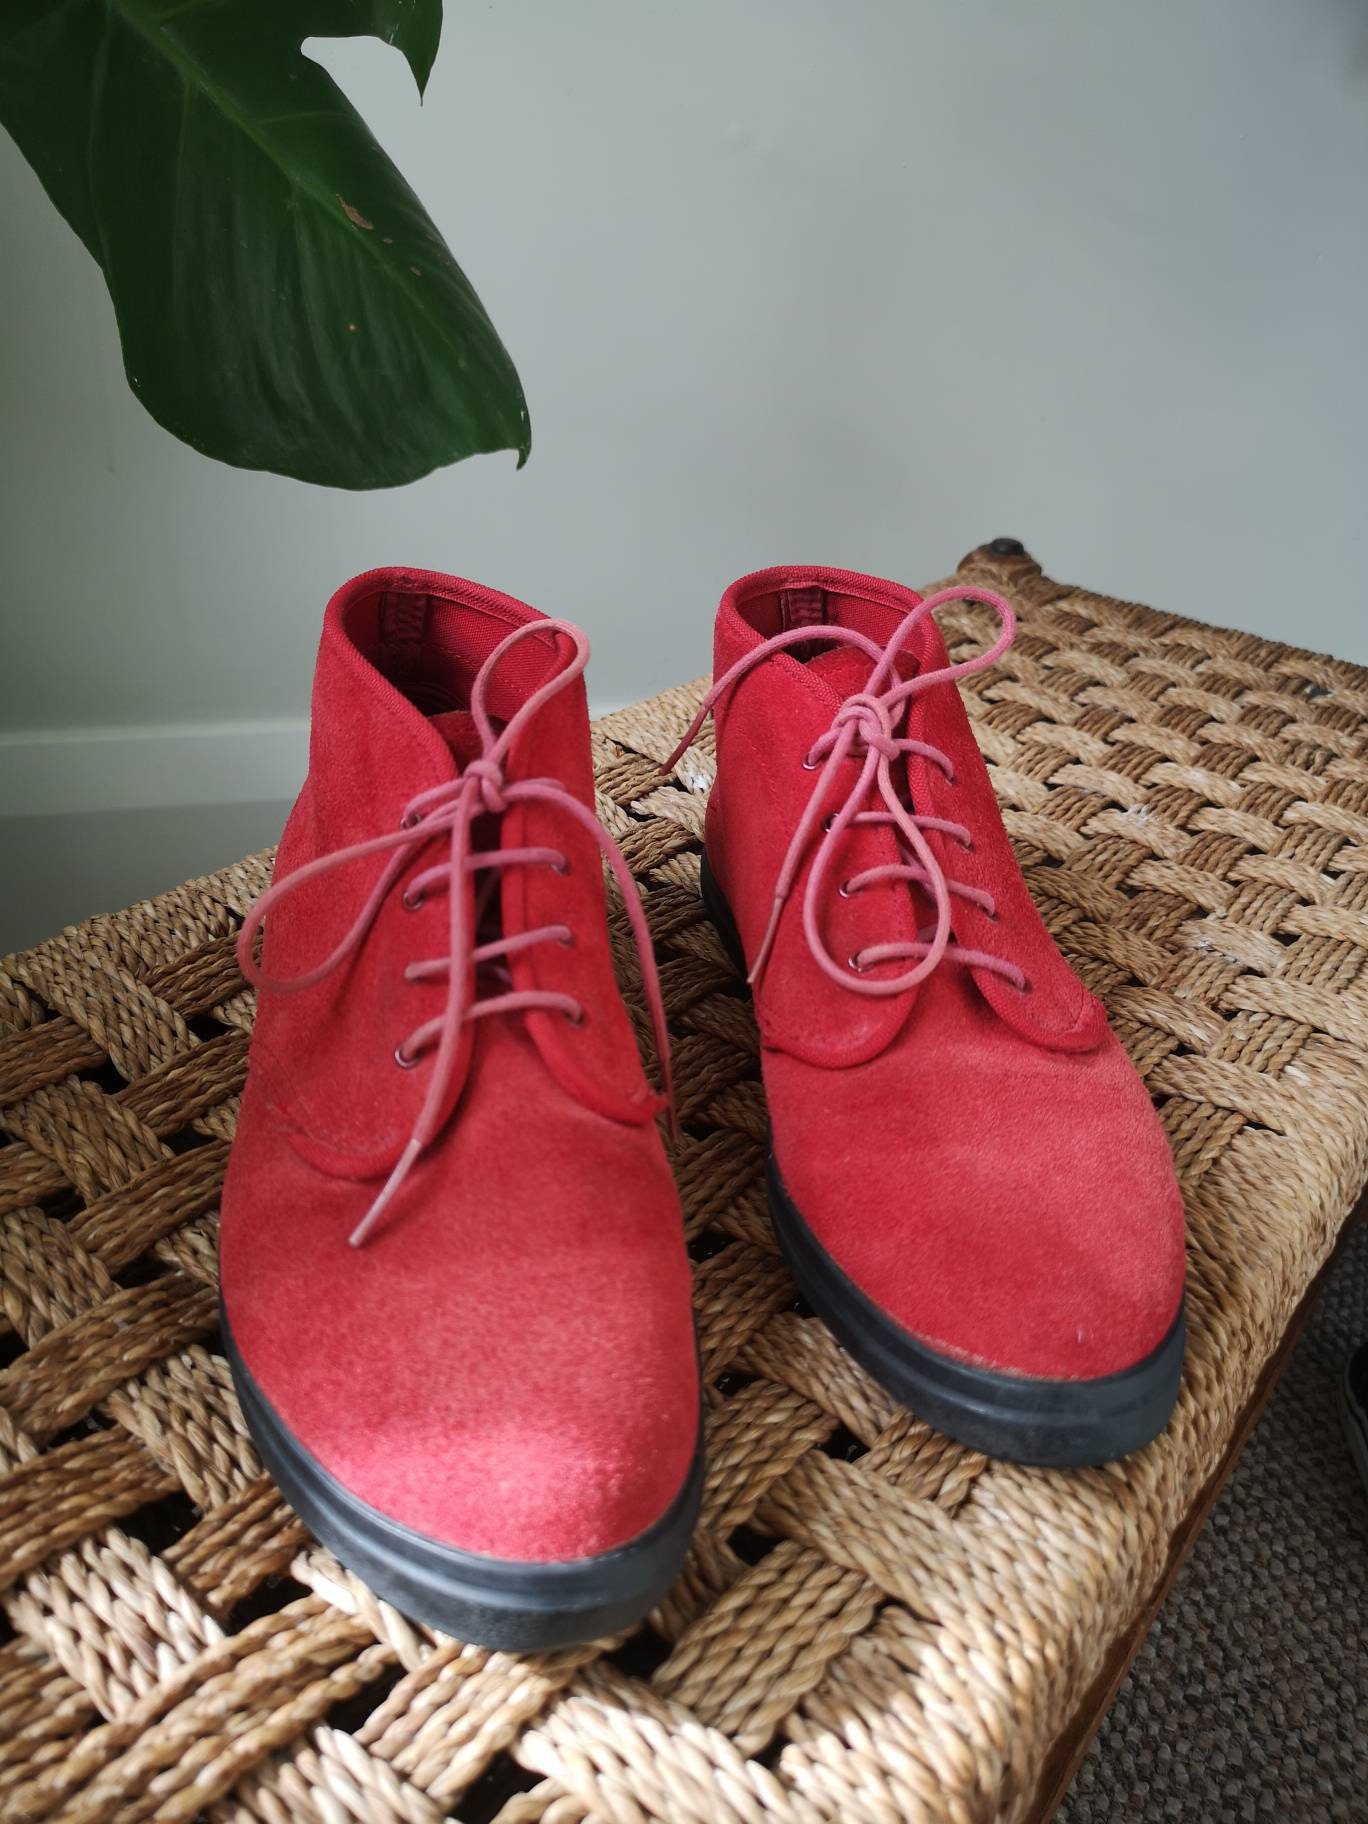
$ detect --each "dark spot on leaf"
[337,195,374,231]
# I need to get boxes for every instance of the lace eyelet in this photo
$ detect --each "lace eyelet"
[802,754,820,772]
[564,1005,586,1027]
[822,814,836,832]
[848,952,867,974]
[1013,976,1033,995]
[558,928,576,947]
[838,879,856,899]
[394,1042,421,1069]
[402,888,425,912]
[400,808,424,830]
[550,853,571,876]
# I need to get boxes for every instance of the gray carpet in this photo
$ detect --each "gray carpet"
[1058,1221,1368,1822]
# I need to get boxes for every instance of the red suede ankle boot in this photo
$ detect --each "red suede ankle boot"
[671,566,1184,1466]
[221,569,701,1647]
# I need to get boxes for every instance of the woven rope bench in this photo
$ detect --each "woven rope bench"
[2,542,1366,1824]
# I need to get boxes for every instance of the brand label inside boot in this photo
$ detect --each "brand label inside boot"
[779,587,829,632]
[378,592,431,687]
[778,587,829,662]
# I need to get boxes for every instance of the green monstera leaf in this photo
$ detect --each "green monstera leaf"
[0,0,529,488]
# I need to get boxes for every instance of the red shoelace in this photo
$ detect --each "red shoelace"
[238,620,674,1247]
[664,586,1026,997]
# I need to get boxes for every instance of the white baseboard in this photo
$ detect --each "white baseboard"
[0,720,310,820]
[0,699,627,821]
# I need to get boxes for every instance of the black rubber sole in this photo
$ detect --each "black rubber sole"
[223,1312,704,1651]
[1339,1347,1368,1501]
[701,849,1185,1467]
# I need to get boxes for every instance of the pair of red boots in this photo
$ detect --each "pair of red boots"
[221,564,1185,1650]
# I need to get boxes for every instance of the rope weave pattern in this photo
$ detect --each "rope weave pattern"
[2,544,1366,1824]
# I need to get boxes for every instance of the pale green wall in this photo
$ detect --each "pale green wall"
[3,0,1368,759]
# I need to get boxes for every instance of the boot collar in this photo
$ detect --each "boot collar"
[239,571,670,1237]
[690,567,1107,1063]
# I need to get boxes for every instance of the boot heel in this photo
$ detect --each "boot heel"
[700,851,747,978]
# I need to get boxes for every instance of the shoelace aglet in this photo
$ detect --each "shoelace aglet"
[659,702,715,782]
[349,1137,425,1248]
[747,895,786,987]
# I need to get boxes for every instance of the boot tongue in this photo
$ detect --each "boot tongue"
[429,707,483,769]
[804,641,919,705]
[806,646,875,703]
[803,642,939,928]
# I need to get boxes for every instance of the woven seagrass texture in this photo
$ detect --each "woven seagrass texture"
[2,542,1367,1824]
